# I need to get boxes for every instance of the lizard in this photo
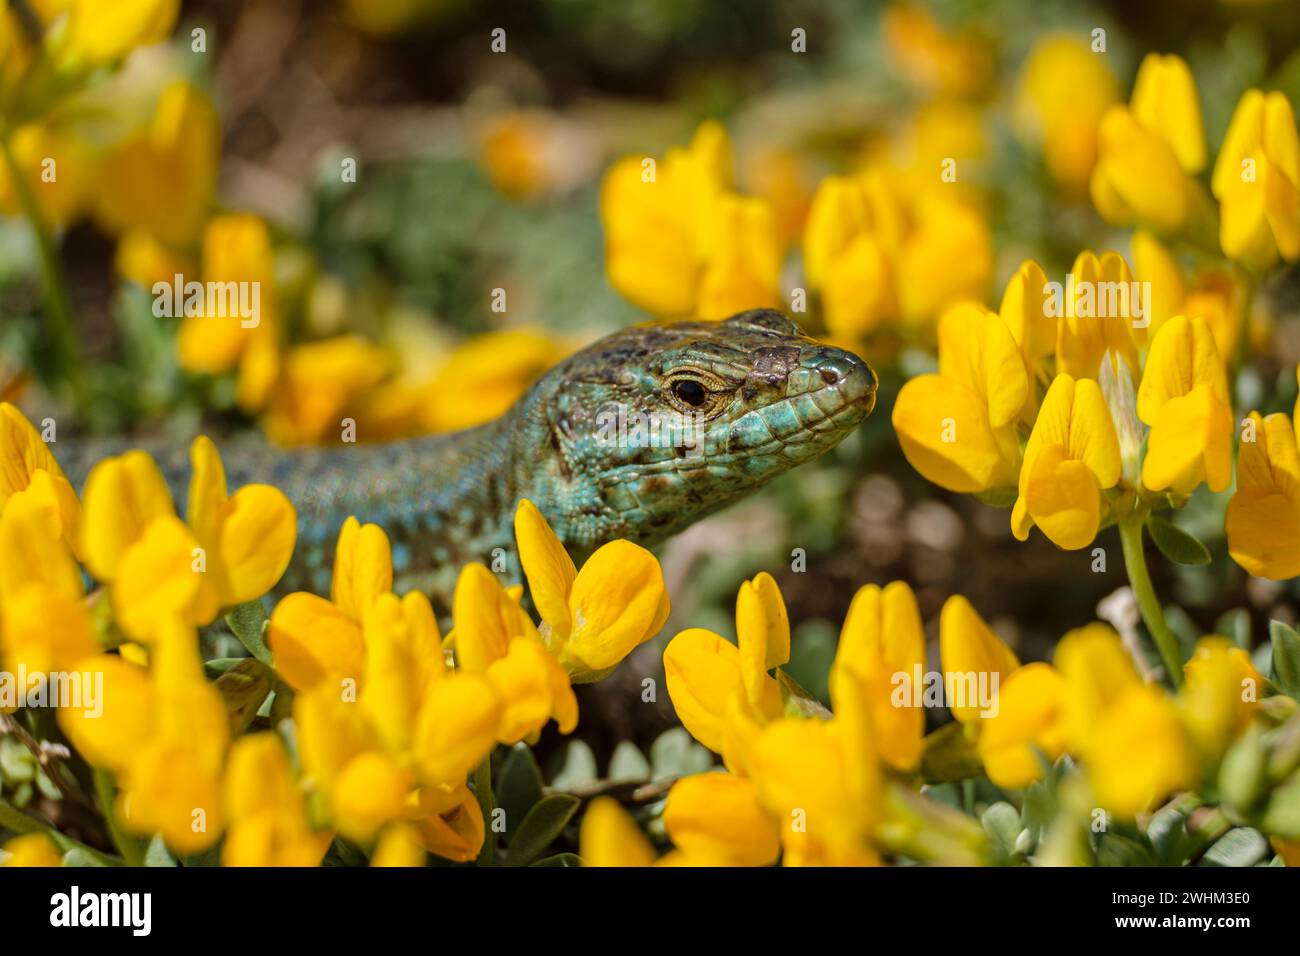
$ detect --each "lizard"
[61,309,877,610]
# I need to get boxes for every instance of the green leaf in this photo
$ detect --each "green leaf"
[608,741,651,783]
[1216,608,1252,650]
[776,669,833,719]
[1145,805,1193,864]
[497,744,545,838]
[269,682,295,728]
[506,794,580,867]
[530,852,581,867]
[202,658,247,676]
[1147,514,1211,566]
[61,847,111,867]
[1219,723,1268,815]
[1198,827,1269,867]
[649,728,712,782]
[1259,771,1300,838]
[215,659,274,735]
[144,835,178,867]
[550,740,598,789]
[225,600,273,667]
[1097,832,1158,866]
[1270,620,1300,697]
[981,802,1022,860]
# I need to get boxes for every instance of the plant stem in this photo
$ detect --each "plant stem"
[473,755,495,866]
[92,769,145,866]
[0,133,90,413]
[1118,516,1184,688]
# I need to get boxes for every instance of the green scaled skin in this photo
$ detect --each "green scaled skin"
[66,310,877,609]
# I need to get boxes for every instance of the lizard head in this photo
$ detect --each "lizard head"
[535,309,877,548]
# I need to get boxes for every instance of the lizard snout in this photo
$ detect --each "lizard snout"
[792,345,877,412]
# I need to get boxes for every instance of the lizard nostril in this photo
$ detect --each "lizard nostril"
[819,367,840,386]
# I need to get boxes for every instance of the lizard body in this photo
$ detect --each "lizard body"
[64,310,876,608]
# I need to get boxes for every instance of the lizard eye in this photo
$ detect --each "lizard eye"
[672,379,708,408]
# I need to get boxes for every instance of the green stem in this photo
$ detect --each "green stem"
[473,755,496,867]
[92,769,145,867]
[0,133,89,413]
[1118,516,1184,688]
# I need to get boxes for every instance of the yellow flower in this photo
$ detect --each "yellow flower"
[0,123,91,228]
[515,498,669,683]
[93,80,219,247]
[802,174,896,336]
[476,111,559,202]
[1212,90,1300,272]
[115,228,194,290]
[1132,230,1242,356]
[176,214,280,412]
[294,662,497,854]
[895,195,993,326]
[938,595,1020,724]
[371,823,427,867]
[977,662,1066,789]
[61,0,178,67]
[600,121,780,318]
[421,330,568,435]
[1011,374,1121,551]
[451,562,577,744]
[1091,54,1206,233]
[998,259,1056,381]
[81,437,293,642]
[1054,250,1144,381]
[61,619,229,854]
[747,146,813,248]
[0,402,81,556]
[893,303,1028,494]
[1,833,63,867]
[1137,315,1232,495]
[600,120,726,317]
[1227,411,1300,579]
[662,773,780,866]
[80,451,199,642]
[1088,684,1197,819]
[1015,34,1120,194]
[187,435,296,615]
[1178,636,1262,763]
[579,796,658,867]
[833,581,925,772]
[269,516,391,692]
[272,510,562,854]
[411,786,487,864]
[360,591,446,754]
[1053,623,1140,756]
[262,336,388,447]
[748,668,881,866]
[0,484,96,680]
[882,2,992,98]
[695,194,782,319]
[222,733,329,867]
[664,572,787,773]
